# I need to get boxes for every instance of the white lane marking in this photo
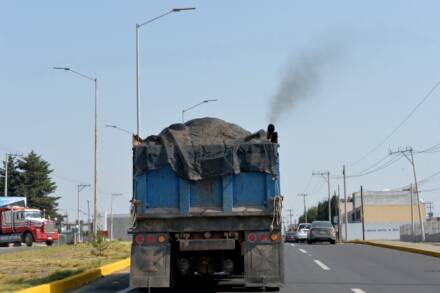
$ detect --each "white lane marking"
[314,259,330,271]
[299,248,307,254]
[351,289,366,293]
[116,288,131,293]
[289,243,295,247]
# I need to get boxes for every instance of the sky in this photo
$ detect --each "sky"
[1,1,440,224]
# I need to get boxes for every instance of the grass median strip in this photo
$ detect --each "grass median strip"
[0,241,131,292]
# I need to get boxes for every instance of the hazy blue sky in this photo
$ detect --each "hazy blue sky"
[1,1,440,223]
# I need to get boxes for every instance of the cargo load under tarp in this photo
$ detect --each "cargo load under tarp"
[134,117,278,181]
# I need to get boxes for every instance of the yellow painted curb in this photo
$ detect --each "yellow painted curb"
[350,240,440,258]
[16,258,130,293]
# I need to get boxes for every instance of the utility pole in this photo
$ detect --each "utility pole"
[426,202,433,219]
[77,184,90,243]
[410,184,414,235]
[286,209,293,229]
[4,153,8,196]
[343,165,348,241]
[312,170,331,222]
[87,200,90,231]
[360,186,365,241]
[337,185,341,241]
[297,194,308,223]
[390,147,425,241]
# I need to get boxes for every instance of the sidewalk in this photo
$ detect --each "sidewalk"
[350,240,440,257]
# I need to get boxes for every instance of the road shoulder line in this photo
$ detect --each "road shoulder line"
[350,240,440,258]
[16,257,130,293]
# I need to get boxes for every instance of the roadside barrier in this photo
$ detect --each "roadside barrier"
[16,258,130,293]
[350,240,440,258]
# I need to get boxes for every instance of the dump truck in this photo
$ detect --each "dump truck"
[129,118,283,290]
[0,197,58,246]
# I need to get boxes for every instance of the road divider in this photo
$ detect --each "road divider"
[17,258,130,293]
[350,240,440,258]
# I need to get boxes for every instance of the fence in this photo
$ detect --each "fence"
[400,219,440,242]
[341,223,401,241]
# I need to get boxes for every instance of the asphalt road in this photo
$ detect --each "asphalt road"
[72,243,440,293]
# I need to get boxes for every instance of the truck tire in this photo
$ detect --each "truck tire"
[0,243,8,247]
[24,232,33,247]
[46,240,54,246]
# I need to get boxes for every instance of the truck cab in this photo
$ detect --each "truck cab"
[0,202,58,247]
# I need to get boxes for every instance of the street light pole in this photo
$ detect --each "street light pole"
[298,193,308,223]
[110,193,123,240]
[53,67,99,237]
[105,125,133,135]
[312,170,331,222]
[4,153,8,196]
[182,99,218,123]
[135,7,196,136]
[77,184,90,243]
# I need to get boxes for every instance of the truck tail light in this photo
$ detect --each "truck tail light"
[146,234,156,244]
[330,228,336,236]
[270,232,279,241]
[158,234,167,243]
[247,233,257,243]
[310,229,315,236]
[259,233,268,241]
[135,234,144,245]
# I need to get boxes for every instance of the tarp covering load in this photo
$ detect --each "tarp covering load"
[134,117,278,181]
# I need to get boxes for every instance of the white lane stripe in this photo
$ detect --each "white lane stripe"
[299,248,307,254]
[116,288,131,293]
[289,243,295,247]
[351,289,366,293]
[314,259,330,271]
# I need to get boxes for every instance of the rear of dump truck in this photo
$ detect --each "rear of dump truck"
[129,118,283,290]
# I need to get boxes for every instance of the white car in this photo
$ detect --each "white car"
[294,223,311,242]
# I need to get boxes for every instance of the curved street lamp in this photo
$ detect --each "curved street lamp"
[182,99,218,123]
[53,66,99,237]
[136,7,196,137]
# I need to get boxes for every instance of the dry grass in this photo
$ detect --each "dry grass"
[0,241,131,292]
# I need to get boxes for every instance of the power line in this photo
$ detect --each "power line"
[349,78,440,167]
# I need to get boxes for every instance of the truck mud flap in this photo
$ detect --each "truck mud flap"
[244,242,284,287]
[130,243,170,288]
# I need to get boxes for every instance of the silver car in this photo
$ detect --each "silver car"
[294,223,311,242]
[307,221,336,244]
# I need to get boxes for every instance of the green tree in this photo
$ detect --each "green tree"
[0,156,21,196]
[15,151,59,219]
[299,195,339,225]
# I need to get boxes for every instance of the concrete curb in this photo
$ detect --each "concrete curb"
[350,240,440,258]
[16,258,130,293]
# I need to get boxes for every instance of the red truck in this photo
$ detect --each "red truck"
[0,197,58,247]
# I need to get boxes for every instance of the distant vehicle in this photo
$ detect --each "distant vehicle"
[307,221,336,244]
[294,223,311,242]
[0,197,58,247]
[284,231,296,242]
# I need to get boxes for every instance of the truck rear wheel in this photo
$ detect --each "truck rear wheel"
[46,240,54,246]
[24,232,33,247]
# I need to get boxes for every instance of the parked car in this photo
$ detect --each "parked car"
[285,231,296,243]
[294,223,311,242]
[307,221,336,244]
